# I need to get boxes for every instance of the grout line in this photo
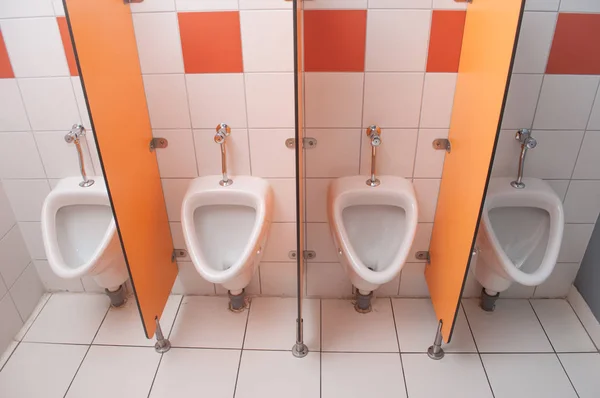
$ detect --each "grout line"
[565,299,600,352]
[232,298,252,398]
[389,298,410,397]
[181,74,201,177]
[461,301,496,398]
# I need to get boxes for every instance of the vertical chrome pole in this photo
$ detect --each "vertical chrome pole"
[365,125,381,187]
[64,124,94,187]
[370,145,377,184]
[220,143,229,184]
[215,123,233,187]
[427,320,445,360]
[154,316,171,353]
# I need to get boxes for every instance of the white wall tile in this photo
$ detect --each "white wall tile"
[70,78,91,129]
[306,178,331,223]
[260,262,297,296]
[359,129,418,177]
[52,0,64,16]
[143,74,191,129]
[573,131,600,179]
[369,0,432,8]
[305,73,364,128]
[9,262,44,320]
[501,283,535,298]
[0,276,5,299]
[420,73,457,129]
[170,222,190,259]
[34,131,94,178]
[377,275,400,296]
[413,129,448,178]
[0,18,68,78]
[194,128,251,176]
[533,75,600,130]
[432,0,466,9]
[588,88,600,131]
[171,261,215,295]
[363,73,424,128]
[18,77,80,131]
[240,11,293,72]
[133,12,184,74]
[175,0,238,11]
[564,181,600,224]
[491,129,520,177]
[534,263,580,298]
[559,0,600,12]
[131,0,176,12]
[365,10,431,72]
[501,74,543,130]
[306,263,352,298]
[2,180,50,222]
[268,179,296,222]
[161,178,192,222]
[85,134,102,176]
[153,129,198,178]
[0,226,31,288]
[304,0,367,9]
[512,12,557,74]
[239,0,292,9]
[525,0,560,11]
[545,180,569,202]
[413,179,441,223]
[19,222,45,260]
[262,223,296,262]
[0,132,46,179]
[398,263,429,297]
[0,0,54,18]
[245,73,294,128]
[0,294,23,355]
[0,79,30,132]
[186,74,247,129]
[216,270,261,295]
[409,223,433,262]
[306,222,337,263]
[524,130,584,179]
[305,129,361,178]
[249,129,295,177]
[0,183,16,238]
[558,223,594,263]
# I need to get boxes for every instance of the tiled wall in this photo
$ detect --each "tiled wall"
[0,181,44,354]
[0,0,598,300]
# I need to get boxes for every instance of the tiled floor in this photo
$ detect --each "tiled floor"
[0,294,599,398]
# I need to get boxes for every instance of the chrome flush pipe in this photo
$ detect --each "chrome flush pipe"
[510,128,537,189]
[64,124,94,188]
[215,123,233,186]
[366,125,382,187]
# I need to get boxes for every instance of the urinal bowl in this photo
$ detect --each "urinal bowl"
[472,177,564,295]
[41,177,129,292]
[181,176,273,294]
[328,175,418,294]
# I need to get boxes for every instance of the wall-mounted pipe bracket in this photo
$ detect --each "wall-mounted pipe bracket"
[171,249,188,262]
[415,251,431,263]
[285,137,318,149]
[432,138,451,153]
[149,137,168,152]
[288,250,316,260]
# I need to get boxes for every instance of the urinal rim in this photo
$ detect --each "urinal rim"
[481,177,564,286]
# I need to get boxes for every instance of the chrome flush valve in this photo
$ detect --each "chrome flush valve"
[367,125,382,146]
[510,128,537,189]
[516,128,537,149]
[214,123,231,144]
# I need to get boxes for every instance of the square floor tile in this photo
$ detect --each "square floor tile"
[149,348,239,398]
[322,298,399,352]
[531,299,596,352]
[24,293,110,344]
[482,354,578,398]
[169,296,248,348]
[66,346,160,398]
[402,354,493,398]
[244,297,320,351]
[322,352,407,398]
[235,350,320,398]
[559,353,600,398]
[392,299,476,353]
[462,299,552,353]
[94,295,182,346]
[0,343,87,398]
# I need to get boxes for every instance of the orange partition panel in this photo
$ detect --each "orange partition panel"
[425,0,524,342]
[64,0,177,338]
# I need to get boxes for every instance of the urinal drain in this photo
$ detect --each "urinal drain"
[367,266,375,271]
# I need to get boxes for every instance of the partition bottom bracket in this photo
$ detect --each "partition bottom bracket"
[228,289,248,313]
[354,290,373,313]
[292,342,309,358]
[155,337,171,354]
[427,344,445,360]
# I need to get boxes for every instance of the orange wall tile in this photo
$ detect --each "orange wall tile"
[546,13,600,75]
[178,12,243,74]
[426,10,466,73]
[304,10,367,73]
[57,17,79,76]
[0,30,14,78]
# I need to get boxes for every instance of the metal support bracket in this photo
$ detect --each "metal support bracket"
[149,137,168,152]
[171,249,188,262]
[427,320,445,360]
[123,0,144,3]
[415,251,430,263]
[454,0,472,3]
[285,137,318,149]
[288,250,316,260]
[432,138,451,153]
